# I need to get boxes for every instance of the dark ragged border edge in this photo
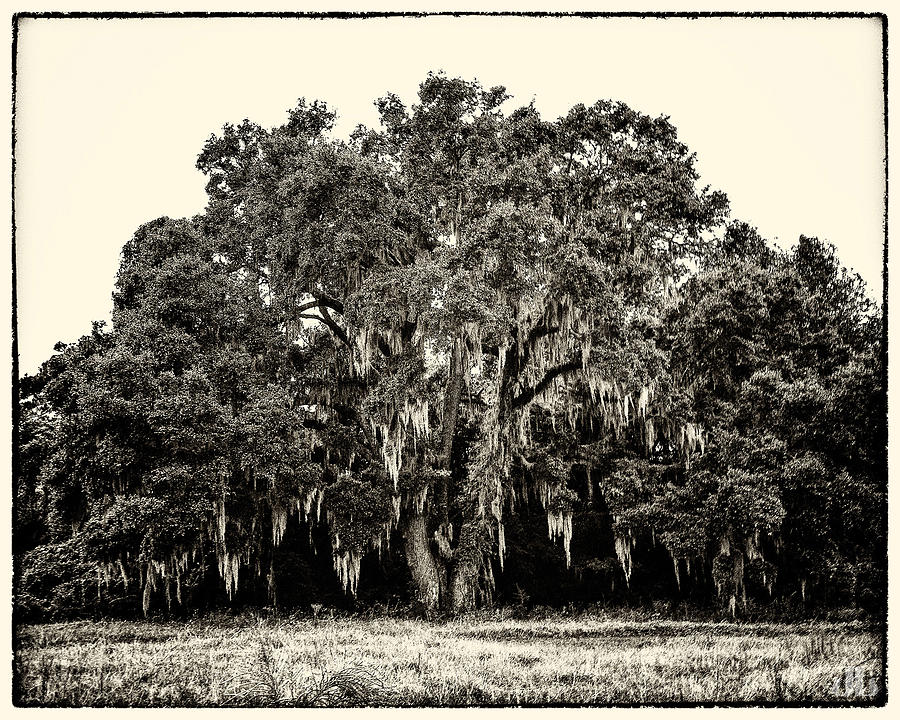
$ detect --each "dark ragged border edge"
[8,9,890,710]
[5,10,894,19]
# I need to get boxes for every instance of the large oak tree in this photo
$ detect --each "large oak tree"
[16,74,883,619]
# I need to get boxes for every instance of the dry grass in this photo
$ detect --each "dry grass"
[13,612,885,706]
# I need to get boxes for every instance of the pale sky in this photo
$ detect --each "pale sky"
[13,15,886,376]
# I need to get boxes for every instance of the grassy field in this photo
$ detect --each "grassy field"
[13,611,885,706]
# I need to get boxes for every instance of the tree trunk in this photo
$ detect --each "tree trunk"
[402,510,444,615]
[441,340,463,460]
[447,518,484,613]
[437,339,463,527]
[449,556,478,612]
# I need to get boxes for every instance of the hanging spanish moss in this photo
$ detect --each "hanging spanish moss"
[298,485,325,523]
[614,528,636,585]
[460,321,484,387]
[333,546,362,596]
[745,529,763,561]
[142,566,154,616]
[329,517,396,596]
[219,550,247,600]
[272,504,288,546]
[680,422,705,457]
[98,557,130,592]
[547,509,573,567]
[645,418,656,453]
[535,478,551,508]
[131,547,198,616]
[370,397,431,489]
[215,496,226,548]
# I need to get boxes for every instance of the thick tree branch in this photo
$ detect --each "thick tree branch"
[511,355,582,410]
[297,298,331,313]
[297,312,352,348]
[529,323,561,344]
[319,306,351,347]
[517,322,561,370]
[310,291,345,315]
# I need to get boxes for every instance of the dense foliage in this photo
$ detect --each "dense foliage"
[14,74,885,621]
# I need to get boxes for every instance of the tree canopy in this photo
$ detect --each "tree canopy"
[15,73,885,621]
